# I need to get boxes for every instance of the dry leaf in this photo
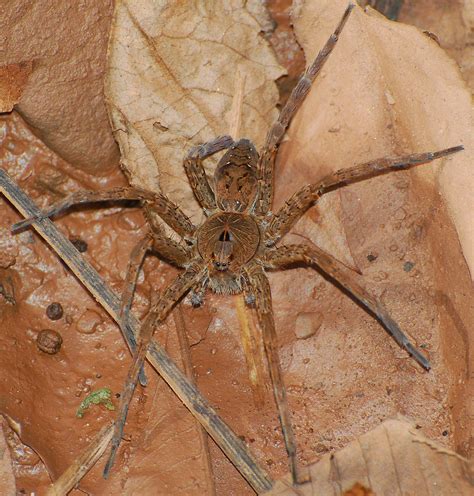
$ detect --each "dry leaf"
[105,0,284,220]
[0,421,15,496]
[0,0,118,171]
[265,417,473,495]
[1,2,473,495]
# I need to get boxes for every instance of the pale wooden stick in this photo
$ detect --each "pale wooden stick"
[228,68,268,405]
[228,67,246,138]
[46,423,114,496]
[173,306,216,495]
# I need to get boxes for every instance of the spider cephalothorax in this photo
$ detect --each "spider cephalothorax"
[14,4,463,486]
[213,138,259,212]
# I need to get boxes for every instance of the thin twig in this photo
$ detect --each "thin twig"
[173,306,216,495]
[46,423,114,496]
[0,169,273,493]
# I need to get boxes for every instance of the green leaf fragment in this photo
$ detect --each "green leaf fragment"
[76,387,116,418]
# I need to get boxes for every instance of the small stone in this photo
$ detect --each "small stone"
[403,261,415,272]
[367,253,378,262]
[76,309,102,334]
[37,329,63,354]
[70,237,88,253]
[295,312,323,340]
[46,302,63,320]
[394,207,407,221]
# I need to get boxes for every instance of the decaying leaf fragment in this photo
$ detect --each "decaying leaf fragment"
[265,417,473,495]
[0,62,33,113]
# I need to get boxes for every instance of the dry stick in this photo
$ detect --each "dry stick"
[173,307,216,496]
[0,169,273,494]
[229,69,267,406]
[46,423,114,496]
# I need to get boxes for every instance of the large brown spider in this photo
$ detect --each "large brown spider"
[14,4,463,486]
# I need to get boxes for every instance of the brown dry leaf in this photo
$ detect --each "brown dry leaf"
[267,0,473,487]
[399,0,474,92]
[0,62,33,113]
[265,417,473,495]
[2,2,472,495]
[0,0,118,171]
[105,0,284,220]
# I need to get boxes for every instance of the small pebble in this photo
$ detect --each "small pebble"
[46,302,63,320]
[70,237,88,253]
[367,253,378,262]
[37,329,63,354]
[403,261,415,272]
[295,312,323,340]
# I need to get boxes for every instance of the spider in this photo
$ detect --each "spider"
[13,4,463,487]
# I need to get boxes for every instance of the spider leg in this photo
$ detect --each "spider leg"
[184,135,234,212]
[255,4,354,216]
[103,261,206,478]
[264,244,430,370]
[120,234,153,332]
[266,145,463,245]
[244,262,308,485]
[120,230,191,329]
[11,186,196,239]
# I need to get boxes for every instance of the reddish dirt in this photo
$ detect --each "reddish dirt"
[0,2,472,495]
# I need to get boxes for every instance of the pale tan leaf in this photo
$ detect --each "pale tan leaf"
[0,421,15,496]
[105,0,285,220]
[265,417,473,495]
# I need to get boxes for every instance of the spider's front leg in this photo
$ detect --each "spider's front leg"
[104,260,206,478]
[184,135,234,213]
[265,146,463,245]
[255,4,354,216]
[11,186,196,240]
[244,262,308,485]
[264,244,430,370]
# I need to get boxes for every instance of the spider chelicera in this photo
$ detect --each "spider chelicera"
[14,4,463,485]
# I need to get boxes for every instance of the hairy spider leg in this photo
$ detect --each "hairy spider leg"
[255,3,355,216]
[264,244,432,369]
[120,227,191,332]
[244,263,309,485]
[103,261,205,478]
[266,146,464,246]
[12,186,196,239]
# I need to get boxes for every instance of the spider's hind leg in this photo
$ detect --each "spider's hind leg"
[104,262,205,478]
[264,244,431,370]
[244,262,309,485]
